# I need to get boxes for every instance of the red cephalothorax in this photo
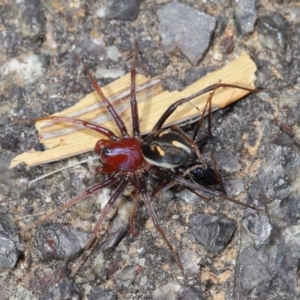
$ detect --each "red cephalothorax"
[94,138,144,173]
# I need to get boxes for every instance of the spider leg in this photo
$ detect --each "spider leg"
[152,164,204,197]
[170,124,206,166]
[151,177,169,197]
[152,172,211,202]
[128,190,140,236]
[23,176,119,231]
[151,83,256,132]
[81,176,129,260]
[185,188,211,201]
[35,116,119,140]
[137,174,183,270]
[171,175,286,221]
[209,154,226,195]
[192,81,220,141]
[150,167,273,214]
[130,46,141,138]
[76,54,129,138]
[150,165,211,202]
[126,176,143,236]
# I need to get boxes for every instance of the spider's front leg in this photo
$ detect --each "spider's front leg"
[151,82,256,133]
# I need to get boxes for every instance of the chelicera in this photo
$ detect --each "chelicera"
[32,53,262,270]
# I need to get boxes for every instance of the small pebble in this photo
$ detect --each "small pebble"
[97,0,139,21]
[190,213,236,255]
[157,2,216,65]
[95,68,125,79]
[106,45,120,62]
[0,213,24,269]
[1,55,44,86]
[233,0,258,36]
[34,223,89,261]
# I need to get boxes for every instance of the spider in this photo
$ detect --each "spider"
[29,53,262,270]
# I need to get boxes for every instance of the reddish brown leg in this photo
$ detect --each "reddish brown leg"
[192,82,219,141]
[170,174,280,217]
[35,116,118,140]
[130,46,141,138]
[153,164,202,193]
[186,188,211,201]
[152,83,256,132]
[126,177,142,236]
[151,177,169,197]
[77,55,129,138]
[170,124,206,166]
[128,191,140,236]
[81,177,129,259]
[149,167,276,215]
[138,174,183,270]
[24,176,119,231]
[151,165,211,202]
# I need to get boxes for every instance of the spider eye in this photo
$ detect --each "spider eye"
[102,146,110,156]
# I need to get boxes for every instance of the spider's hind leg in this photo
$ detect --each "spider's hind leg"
[138,174,183,270]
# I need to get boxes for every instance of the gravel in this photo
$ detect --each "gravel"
[1,1,300,299]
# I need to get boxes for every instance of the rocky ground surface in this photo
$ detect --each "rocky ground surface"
[1,0,300,299]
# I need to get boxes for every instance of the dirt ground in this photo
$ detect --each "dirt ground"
[1,1,300,299]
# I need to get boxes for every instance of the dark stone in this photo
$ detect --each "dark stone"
[258,14,292,64]
[99,213,128,256]
[184,66,219,86]
[0,213,24,268]
[114,265,138,288]
[241,212,272,249]
[1,134,20,151]
[88,214,129,280]
[153,282,200,300]
[214,150,241,172]
[34,223,89,261]
[223,178,245,197]
[157,2,216,65]
[8,85,25,106]
[234,223,300,298]
[19,0,46,41]
[89,286,117,300]
[99,0,139,21]
[190,213,236,255]
[233,0,258,36]
[39,266,80,300]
